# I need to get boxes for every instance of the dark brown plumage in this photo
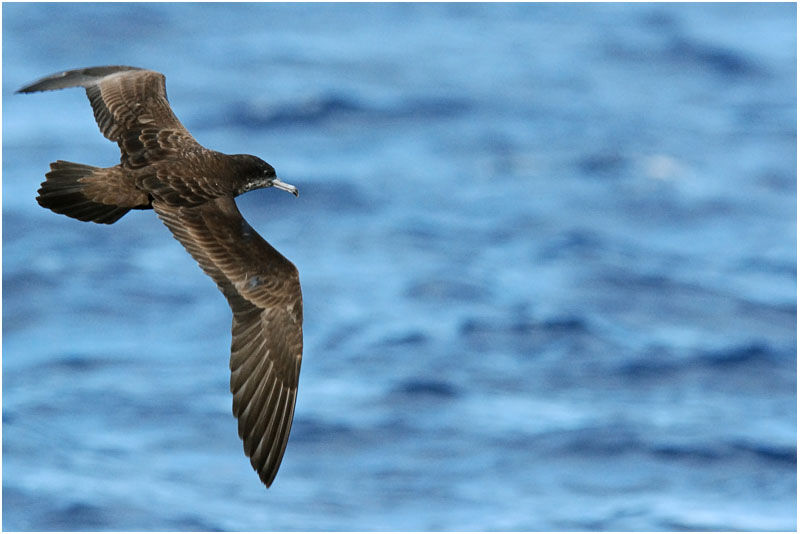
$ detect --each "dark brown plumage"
[18,66,303,488]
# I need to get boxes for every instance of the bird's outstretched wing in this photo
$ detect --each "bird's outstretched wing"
[17,66,199,168]
[154,197,303,488]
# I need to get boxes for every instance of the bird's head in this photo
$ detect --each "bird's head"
[234,154,299,197]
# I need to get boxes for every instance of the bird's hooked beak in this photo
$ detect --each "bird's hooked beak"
[272,178,299,197]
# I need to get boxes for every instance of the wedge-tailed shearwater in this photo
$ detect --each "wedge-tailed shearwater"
[18,66,303,488]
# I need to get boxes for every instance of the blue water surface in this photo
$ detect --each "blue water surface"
[2,2,796,531]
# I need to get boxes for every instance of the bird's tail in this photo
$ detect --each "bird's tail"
[37,161,132,224]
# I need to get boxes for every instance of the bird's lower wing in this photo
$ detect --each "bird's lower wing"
[154,197,303,488]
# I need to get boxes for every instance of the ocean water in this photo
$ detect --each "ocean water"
[2,2,796,531]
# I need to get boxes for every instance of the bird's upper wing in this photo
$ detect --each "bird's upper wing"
[154,197,303,488]
[17,66,200,168]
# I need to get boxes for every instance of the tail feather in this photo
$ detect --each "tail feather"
[37,161,130,224]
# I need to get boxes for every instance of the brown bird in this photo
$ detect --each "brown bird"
[18,66,303,488]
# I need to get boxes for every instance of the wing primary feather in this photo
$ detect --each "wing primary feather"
[243,377,283,455]
[16,65,143,93]
[252,387,287,475]
[262,388,297,486]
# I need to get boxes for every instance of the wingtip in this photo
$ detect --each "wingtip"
[15,65,147,95]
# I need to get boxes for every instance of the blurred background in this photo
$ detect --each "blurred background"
[2,2,796,531]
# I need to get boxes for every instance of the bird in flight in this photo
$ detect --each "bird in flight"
[18,66,303,488]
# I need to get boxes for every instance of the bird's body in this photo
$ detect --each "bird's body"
[18,66,303,488]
